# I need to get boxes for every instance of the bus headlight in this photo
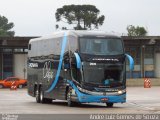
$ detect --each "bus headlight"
[118,89,126,94]
[118,91,123,94]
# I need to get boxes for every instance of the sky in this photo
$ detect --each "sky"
[0,0,160,36]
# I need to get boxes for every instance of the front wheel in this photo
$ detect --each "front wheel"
[106,103,114,107]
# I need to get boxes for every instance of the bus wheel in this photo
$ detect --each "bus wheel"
[35,87,40,103]
[67,89,74,107]
[39,87,52,104]
[106,103,114,107]
[39,87,45,103]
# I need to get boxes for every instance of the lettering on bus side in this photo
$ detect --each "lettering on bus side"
[29,63,38,68]
[43,61,54,80]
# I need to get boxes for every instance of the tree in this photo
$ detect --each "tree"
[127,25,147,36]
[55,5,105,30]
[0,15,15,37]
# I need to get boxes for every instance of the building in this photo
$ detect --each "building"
[0,37,35,79]
[0,36,160,79]
[123,36,160,78]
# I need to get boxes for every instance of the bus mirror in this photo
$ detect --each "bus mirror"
[74,53,82,69]
[125,54,134,71]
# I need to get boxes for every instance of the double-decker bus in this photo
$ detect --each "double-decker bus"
[27,31,134,107]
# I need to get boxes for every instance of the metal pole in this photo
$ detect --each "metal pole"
[143,46,145,78]
[141,45,145,78]
[141,46,143,78]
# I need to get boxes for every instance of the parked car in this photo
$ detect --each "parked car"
[0,77,27,89]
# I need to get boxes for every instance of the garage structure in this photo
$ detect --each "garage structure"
[0,37,35,79]
[123,36,160,78]
[0,35,160,79]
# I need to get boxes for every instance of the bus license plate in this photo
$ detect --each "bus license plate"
[101,98,108,102]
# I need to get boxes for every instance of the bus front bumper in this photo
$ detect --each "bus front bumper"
[77,93,126,103]
[67,80,126,103]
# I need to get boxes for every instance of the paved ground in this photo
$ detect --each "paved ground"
[0,87,160,115]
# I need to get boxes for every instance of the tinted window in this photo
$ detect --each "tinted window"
[83,62,125,87]
[80,38,124,55]
[11,78,19,81]
[6,78,19,81]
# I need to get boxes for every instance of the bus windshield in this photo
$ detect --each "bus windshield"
[79,37,124,55]
[82,62,125,88]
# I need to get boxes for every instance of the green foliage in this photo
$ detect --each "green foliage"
[0,15,15,37]
[127,25,147,36]
[55,5,105,30]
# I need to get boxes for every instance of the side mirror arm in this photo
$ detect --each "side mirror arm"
[125,54,134,71]
[74,53,82,69]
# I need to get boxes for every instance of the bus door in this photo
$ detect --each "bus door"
[63,52,82,83]
[70,53,82,83]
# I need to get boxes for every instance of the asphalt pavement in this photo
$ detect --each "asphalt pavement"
[0,87,160,120]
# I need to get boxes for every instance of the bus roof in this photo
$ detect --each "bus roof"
[29,30,121,43]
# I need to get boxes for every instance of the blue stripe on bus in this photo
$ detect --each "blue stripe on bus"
[46,33,67,93]
[66,80,126,103]
[74,53,81,69]
[125,54,134,71]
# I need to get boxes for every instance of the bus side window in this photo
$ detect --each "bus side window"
[28,44,31,50]
[63,53,70,69]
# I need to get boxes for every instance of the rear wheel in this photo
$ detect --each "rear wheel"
[39,87,45,103]
[39,87,52,104]
[67,89,75,107]
[106,103,114,107]
[35,87,40,103]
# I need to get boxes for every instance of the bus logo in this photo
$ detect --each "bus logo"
[90,63,96,65]
[29,63,38,68]
[43,61,54,80]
